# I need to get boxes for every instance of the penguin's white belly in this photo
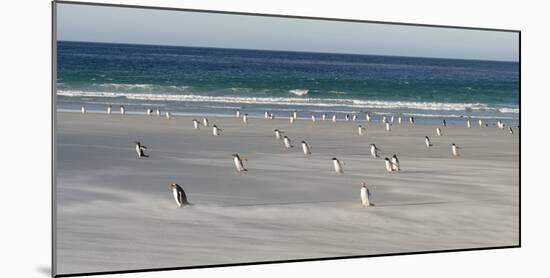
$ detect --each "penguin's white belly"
[234,157,243,170]
[361,188,369,206]
[385,161,393,172]
[302,144,310,155]
[172,188,182,207]
[333,161,343,173]
[370,148,377,158]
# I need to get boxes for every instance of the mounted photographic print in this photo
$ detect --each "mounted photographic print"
[53,1,520,276]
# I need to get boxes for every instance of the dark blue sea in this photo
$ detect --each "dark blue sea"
[56,41,519,125]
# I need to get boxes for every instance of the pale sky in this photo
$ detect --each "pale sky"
[56,3,519,62]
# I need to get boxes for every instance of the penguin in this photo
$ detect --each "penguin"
[283,136,294,149]
[358,125,366,136]
[264,111,269,119]
[409,116,415,125]
[236,109,241,118]
[243,114,248,124]
[212,125,223,136]
[269,113,275,120]
[370,144,381,158]
[398,116,402,125]
[360,182,373,207]
[165,111,171,120]
[301,141,312,155]
[391,154,400,171]
[107,104,112,115]
[366,113,372,122]
[478,119,483,127]
[352,114,357,121]
[120,105,126,115]
[135,141,148,158]
[81,105,86,114]
[311,115,316,122]
[497,120,504,129]
[345,114,350,121]
[332,157,344,174]
[293,110,298,120]
[233,154,247,172]
[203,117,209,127]
[382,115,387,124]
[170,183,189,208]
[146,109,153,116]
[274,129,283,140]
[384,157,394,173]
[192,119,200,130]
[390,115,395,124]
[385,122,391,132]
[451,143,460,157]
[332,114,337,123]
[467,119,471,128]
[442,119,447,127]
[425,136,433,148]
[436,127,442,136]
[322,113,327,121]
[509,127,514,134]
[290,115,295,124]
[156,109,161,116]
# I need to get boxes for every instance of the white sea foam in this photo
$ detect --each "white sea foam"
[289,89,309,96]
[57,90,518,114]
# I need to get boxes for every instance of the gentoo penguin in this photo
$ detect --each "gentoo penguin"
[203,118,209,127]
[81,105,86,114]
[478,119,483,127]
[358,125,366,136]
[366,113,372,122]
[360,182,373,207]
[212,125,223,136]
[398,116,402,125]
[293,110,298,120]
[442,119,447,127]
[509,127,514,134]
[332,157,344,174]
[283,136,294,149]
[409,116,415,125]
[290,115,295,124]
[391,154,400,171]
[385,122,391,132]
[233,154,247,172]
[274,129,283,139]
[390,115,395,124]
[370,144,381,158]
[497,120,504,129]
[156,109,161,116]
[146,109,153,116]
[301,141,312,155]
[269,113,275,120]
[436,127,442,136]
[236,109,241,118]
[120,105,125,115]
[382,115,387,124]
[192,119,200,130]
[425,136,433,148]
[353,114,357,121]
[311,115,316,122]
[322,113,327,121]
[332,114,337,123]
[107,104,112,115]
[384,157,394,173]
[165,111,171,120]
[451,143,460,157]
[243,114,249,124]
[345,114,350,121]
[467,119,471,128]
[264,111,269,119]
[135,141,148,158]
[170,183,189,208]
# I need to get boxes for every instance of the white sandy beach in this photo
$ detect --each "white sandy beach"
[55,112,519,274]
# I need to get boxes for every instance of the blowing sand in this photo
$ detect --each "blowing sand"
[55,112,519,274]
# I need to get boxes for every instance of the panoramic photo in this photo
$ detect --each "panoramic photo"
[54,2,519,275]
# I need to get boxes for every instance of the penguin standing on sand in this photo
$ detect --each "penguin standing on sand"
[479,119,483,127]
[135,141,148,158]
[243,114,249,124]
[370,144,381,158]
[467,119,471,128]
[290,115,295,124]
[442,119,447,127]
[409,116,415,125]
[165,111,171,120]
[358,125,366,136]
[436,127,442,136]
[382,116,387,124]
[509,127,514,134]
[293,110,298,120]
[451,143,460,157]
[497,120,504,129]
[146,109,153,116]
[332,158,344,174]
[283,136,294,149]
[398,116,402,125]
[120,105,126,115]
[353,114,358,121]
[236,109,241,118]
[269,113,275,120]
[384,157,394,173]
[274,129,283,139]
[346,114,350,121]
[265,111,269,119]
[192,119,200,130]
[332,114,337,123]
[322,113,327,121]
[391,154,400,171]
[156,109,161,116]
[203,118,209,127]
[425,136,433,148]
[170,183,189,208]
[81,105,86,114]
[301,141,312,155]
[107,105,112,115]
[311,115,316,122]
[233,154,247,172]
[366,113,372,122]
[212,125,223,136]
[360,182,373,207]
[390,116,395,124]
[385,122,391,132]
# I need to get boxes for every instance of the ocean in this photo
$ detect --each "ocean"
[56,41,519,125]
